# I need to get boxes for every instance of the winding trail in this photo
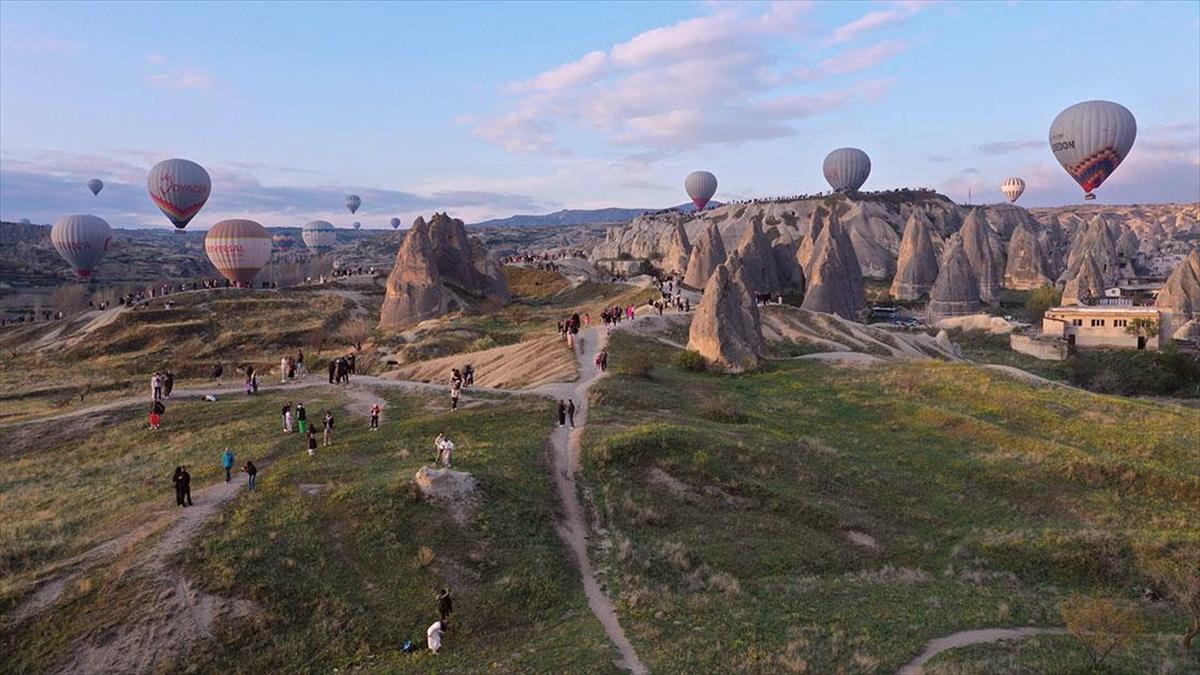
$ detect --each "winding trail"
[896,627,1067,674]
[533,327,648,674]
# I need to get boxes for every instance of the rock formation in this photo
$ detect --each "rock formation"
[797,205,828,275]
[1061,216,1120,287]
[927,238,981,320]
[800,210,865,320]
[687,259,764,372]
[1003,222,1053,290]
[1156,249,1200,315]
[771,233,805,295]
[683,221,727,289]
[1061,252,1106,306]
[734,217,785,294]
[379,214,509,330]
[661,222,692,275]
[1115,228,1140,261]
[890,213,940,300]
[959,208,1005,303]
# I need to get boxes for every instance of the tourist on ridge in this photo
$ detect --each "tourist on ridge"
[323,411,335,446]
[438,587,453,623]
[567,399,576,428]
[450,378,462,412]
[281,356,289,384]
[296,349,306,376]
[327,360,336,384]
[179,466,193,506]
[282,403,293,432]
[242,460,257,491]
[370,403,381,431]
[296,403,307,434]
[221,447,235,482]
[173,466,185,506]
[307,427,317,456]
[163,371,175,398]
[151,372,162,401]
[557,400,567,427]
[211,362,223,387]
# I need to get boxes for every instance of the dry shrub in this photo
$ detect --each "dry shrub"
[414,545,436,569]
[621,352,655,378]
[1060,595,1143,668]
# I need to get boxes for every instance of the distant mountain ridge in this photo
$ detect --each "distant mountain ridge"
[470,202,717,229]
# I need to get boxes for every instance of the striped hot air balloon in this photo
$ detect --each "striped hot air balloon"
[352,221,361,230]
[302,220,337,254]
[345,194,361,214]
[684,171,718,210]
[51,214,112,280]
[1000,177,1026,203]
[1049,100,1136,201]
[147,159,211,229]
[205,219,272,285]
[823,148,871,192]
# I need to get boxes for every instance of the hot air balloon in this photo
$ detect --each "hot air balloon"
[302,220,337,254]
[205,219,272,286]
[51,214,112,280]
[272,233,296,252]
[19,218,31,225]
[352,221,361,230]
[390,217,401,230]
[147,159,211,229]
[823,148,871,192]
[1000,177,1026,203]
[1049,100,1136,201]
[87,178,103,196]
[345,194,361,214]
[684,171,718,210]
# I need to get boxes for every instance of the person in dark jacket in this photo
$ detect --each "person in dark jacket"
[179,466,193,506]
[221,448,235,482]
[173,466,185,506]
[296,403,308,434]
[328,360,336,384]
[212,362,224,386]
[242,460,258,491]
[567,399,576,428]
[557,400,567,427]
[438,587,453,623]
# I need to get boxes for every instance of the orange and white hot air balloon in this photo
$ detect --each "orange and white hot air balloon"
[147,158,211,229]
[205,219,272,285]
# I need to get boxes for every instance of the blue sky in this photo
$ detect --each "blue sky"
[1,0,1198,229]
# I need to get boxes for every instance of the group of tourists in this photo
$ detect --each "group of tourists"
[599,304,636,330]
[149,370,175,429]
[328,354,356,384]
[281,350,306,382]
[219,448,257,490]
[556,399,577,428]
[655,278,690,314]
[558,313,583,350]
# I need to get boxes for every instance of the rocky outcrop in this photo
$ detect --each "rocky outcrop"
[771,233,804,295]
[1156,249,1200,315]
[687,260,764,372]
[1061,252,1106,306]
[1061,216,1120,287]
[800,210,864,320]
[959,209,1005,303]
[1115,228,1140,261]
[734,217,785,294]
[661,222,692,275]
[683,221,727,289]
[890,213,940,300]
[927,238,981,320]
[797,205,829,275]
[1003,222,1052,290]
[379,214,509,330]
[379,218,446,330]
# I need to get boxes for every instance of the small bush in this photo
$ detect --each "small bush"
[593,424,691,467]
[675,350,708,372]
[621,352,655,378]
[698,398,749,424]
[414,545,436,568]
[469,335,499,352]
[1060,595,1143,668]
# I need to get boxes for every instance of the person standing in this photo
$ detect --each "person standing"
[437,588,453,623]
[173,466,185,507]
[163,371,174,398]
[242,460,257,491]
[557,400,567,427]
[370,403,381,431]
[427,620,445,654]
[281,356,289,384]
[296,349,305,376]
[306,427,317,456]
[450,379,461,412]
[282,403,292,432]
[149,400,165,429]
[212,362,223,387]
[567,399,576,428]
[296,403,307,434]
[323,411,334,447]
[327,360,336,384]
[437,435,455,468]
[221,447,235,482]
[151,372,162,401]
[180,466,193,506]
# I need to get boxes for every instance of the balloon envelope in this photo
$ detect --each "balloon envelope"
[302,220,337,254]
[87,178,103,196]
[684,171,718,210]
[148,159,211,229]
[272,233,296,252]
[1049,100,1136,200]
[205,219,272,285]
[1001,177,1026,203]
[51,214,112,280]
[352,221,361,230]
[823,148,871,192]
[345,194,361,214]
[390,217,401,230]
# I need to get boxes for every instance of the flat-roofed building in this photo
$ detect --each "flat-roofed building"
[1042,305,1164,351]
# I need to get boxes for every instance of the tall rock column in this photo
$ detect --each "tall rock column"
[687,260,764,372]
[379,217,446,330]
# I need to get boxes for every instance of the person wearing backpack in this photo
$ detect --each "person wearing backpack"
[221,448,235,482]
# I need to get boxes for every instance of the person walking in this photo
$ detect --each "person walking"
[323,411,334,447]
[557,400,567,427]
[281,356,289,384]
[450,379,461,412]
[282,403,293,432]
[567,399,576,428]
[173,466,186,507]
[180,466,193,506]
[296,349,305,376]
[221,447,235,482]
[212,362,224,387]
[151,372,162,401]
[437,587,453,623]
[296,403,307,434]
[242,460,257,491]
[370,403,381,431]
[306,427,317,456]
[327,360,336,384]
[149,399,165,429]
[163,371,174,398]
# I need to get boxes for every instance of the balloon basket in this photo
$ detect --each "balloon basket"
[1084,193,1096,201]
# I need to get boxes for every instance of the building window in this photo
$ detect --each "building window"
[1113,319,1127,328]
[1091,319,1105,327]
[1072,319,1083,326]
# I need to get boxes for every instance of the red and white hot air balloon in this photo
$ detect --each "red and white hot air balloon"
[205,219,272,285]
[685,171,718,210]
[272,233,296,252]
[51,214,112,280]
[1049,100,1136,201]
[147,158,211,229]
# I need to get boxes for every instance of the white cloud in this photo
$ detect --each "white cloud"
[146,69,215,91]
[827,1,932,45]
[510,50,608,93]
[794,39,910,80]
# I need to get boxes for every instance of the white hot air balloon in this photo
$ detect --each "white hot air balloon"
[823,148,871,192]
[302,220,337,254]
[147,158,212,229]
[87,178,104,196]
[1049,100,1136,201]
[51,214,112,280]
[205,219,272,286]
[390,217,401,230]
[1001,177,1026,203]
[345,194,361,214]
[684,171,718,210]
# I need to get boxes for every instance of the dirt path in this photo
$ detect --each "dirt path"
[896,627,1067,674]
[534,327,648,674]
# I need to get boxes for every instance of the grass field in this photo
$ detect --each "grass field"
[579,331,1199,673]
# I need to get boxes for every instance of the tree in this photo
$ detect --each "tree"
[335,317,372,352]
[1143,552,1200,653]
[1025,285,1061,324]
[1060,595,1143,668]
[1125,317,1159,338]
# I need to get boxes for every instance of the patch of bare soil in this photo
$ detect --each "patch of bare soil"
[381,335,577,390]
